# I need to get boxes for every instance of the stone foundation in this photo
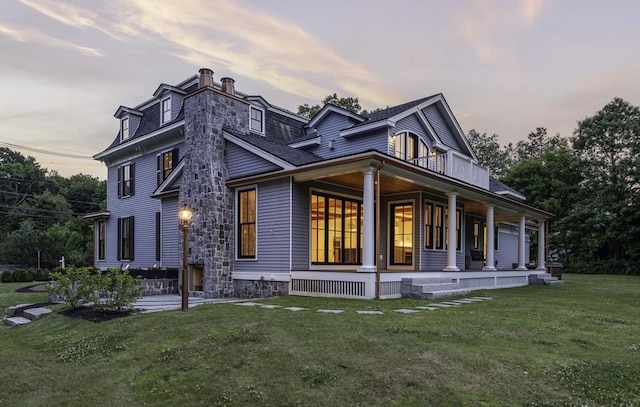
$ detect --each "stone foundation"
[234,279,289,298]
[141,278,178,296]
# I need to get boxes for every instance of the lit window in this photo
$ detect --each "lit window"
[238,188,257,258]
[311,192,362,264]
[424,203,433,248]
[474,221,481,249]
[393,131,428,165]
[121,117,129,141]
[250,106,264,134]
[161,97,171,124]
[157,148,178,185]
[435,205,444,249]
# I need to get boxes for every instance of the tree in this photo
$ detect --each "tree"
[298,93,363,118]
[570,97,640,266]
[514,127,566,161]
[502,146,584,265]
[466,129,513,178]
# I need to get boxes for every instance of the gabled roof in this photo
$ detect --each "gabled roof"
[151,159,184,198]
[114,106,143,118]
[153,83,187,97]
[224,128,323,167]
[305,104,366,129]
[489,177,526,201]
[363,96,436,123]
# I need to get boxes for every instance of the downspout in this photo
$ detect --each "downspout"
[375,161,386,299]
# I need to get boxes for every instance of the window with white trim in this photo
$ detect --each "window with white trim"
[238,188,257,258]
[250,106,264,134]
[156,148,178,185]
[425,202,460,251]
[393,131,428,163]
[117,163,134,197]
[121,117,129,141]
[161,97,171,124]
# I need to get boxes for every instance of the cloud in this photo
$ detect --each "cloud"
[521,0,545,25]
[0,23,104,57]
[18,0,389,105]
[451,1,500,64]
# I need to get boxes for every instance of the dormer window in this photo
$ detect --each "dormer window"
[161,97,171,124]
[393,131,428,163]
[250,106,264,135]
[121,117,129,141]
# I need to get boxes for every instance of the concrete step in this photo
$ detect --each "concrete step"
[414,283,463,292]
[544,279,564,285]
[23,307,53,321]
[4,303,35,317]
[423,288,472,300]
[402,277,454,285]
[3,316,31,326]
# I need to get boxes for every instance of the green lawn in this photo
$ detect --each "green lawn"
[1,275,639,407]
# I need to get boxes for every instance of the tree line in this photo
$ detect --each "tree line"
[300,95,639,274]
[0,147,106,268]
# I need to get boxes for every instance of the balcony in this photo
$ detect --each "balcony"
[411,151,489,189]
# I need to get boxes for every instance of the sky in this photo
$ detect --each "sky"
[0,0,639,180]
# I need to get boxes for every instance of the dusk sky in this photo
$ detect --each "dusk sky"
[1,0,639,179]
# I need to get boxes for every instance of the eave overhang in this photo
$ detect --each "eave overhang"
[84,211,110,220]
[340,119,396,137]
[226,151,553,220]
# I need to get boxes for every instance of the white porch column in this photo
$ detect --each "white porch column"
[483,204,497,271]
[443,192,459,271]
[358,166,376,272]
[516,214,527,270]
[536,220,546,271]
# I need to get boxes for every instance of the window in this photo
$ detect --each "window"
[117,216,134,261]
[121,117,129,141]
[238,188,256,258]
[391,203,413,265]
[250,106,264,134]
[435,205,444,249]
[155,212,161,261]
[494,225,499,251]
[424,203,433,248]
[157,148,178,185]
[444,209,462,251]
[118,163,134,197]
[393,131,428,163]
[311,192,362,264]
[473,221,481,249]
[161,97,171,124]
[97,220,106,261]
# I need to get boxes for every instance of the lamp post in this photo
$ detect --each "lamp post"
[179,205,193,312]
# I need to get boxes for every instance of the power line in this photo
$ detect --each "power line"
[0,204,88,217]
[0,189,104,206]
[0,210,86,221]
[0,141,94,160]
[0,137,94,155]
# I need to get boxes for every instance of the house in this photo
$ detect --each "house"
[89,68,552,299]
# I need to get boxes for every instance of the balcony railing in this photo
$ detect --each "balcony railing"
[407,151,489,189]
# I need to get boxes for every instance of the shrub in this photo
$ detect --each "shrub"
[13,268,34,282]
[1,270,15,283]
[47,267,99,309]
[95,267,142,312]
[33,269,51,282]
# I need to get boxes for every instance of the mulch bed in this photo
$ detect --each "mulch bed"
[15,284,48,293]
[59,307,136,323]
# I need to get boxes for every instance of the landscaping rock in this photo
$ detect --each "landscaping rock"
[3,316,31,326]
[23,307,52,321]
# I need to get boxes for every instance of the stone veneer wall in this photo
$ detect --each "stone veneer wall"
[140,279,178,296]
[180,86,250,298]
[234,279,289,298]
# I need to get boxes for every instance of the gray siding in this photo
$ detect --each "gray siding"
[291,180,309,270]
[307,112,388,159]
[161,196,180,268]
[394,114,434,151]
[226,142,281,179]
[423,105,464,153]
[420,193,464,270]
[234,178,291,275]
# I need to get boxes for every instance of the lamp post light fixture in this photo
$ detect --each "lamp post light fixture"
[179,205,193,312]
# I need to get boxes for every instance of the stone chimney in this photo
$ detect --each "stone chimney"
[220,77,235,95]
[198,68,214,89]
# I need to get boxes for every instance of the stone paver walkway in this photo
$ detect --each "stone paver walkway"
[132,295,244,313]
[233,296,494,315]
